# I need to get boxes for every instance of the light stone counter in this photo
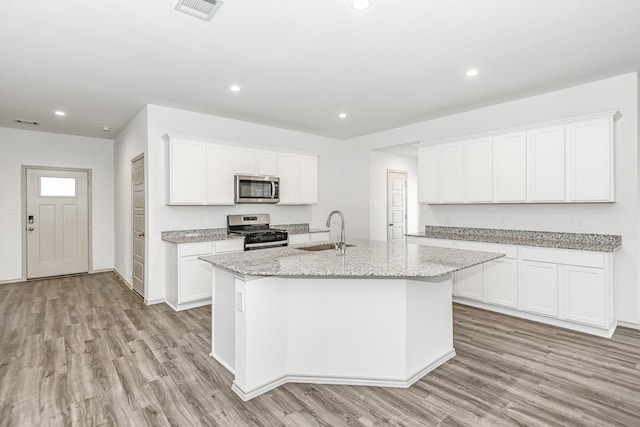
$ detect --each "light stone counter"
[406,226,622,252]
[199,238,504,278]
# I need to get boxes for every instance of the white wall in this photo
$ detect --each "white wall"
[128,105,345,303]
[348,73,640,326]
[0,127,114,281]
[113,107,148,287]
[369,151,419,241]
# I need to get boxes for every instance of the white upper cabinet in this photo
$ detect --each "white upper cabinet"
[169,138,206,204]
[416,112,616,205]
[527,126,565,201]
[567,117,614,201]
[464,137,493,202]
[493,132,527,202]
[418,146,439,203]
[299,155,318,205]
[205,144,235,205]
[278,152,318,205]
[235,148,278,176]
[439,143,465,203]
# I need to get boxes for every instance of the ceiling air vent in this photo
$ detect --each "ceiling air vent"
[175,0,224,21]
[15,119,39,126]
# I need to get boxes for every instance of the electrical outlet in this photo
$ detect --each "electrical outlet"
[575,219,583,229]
[499,217,506,226]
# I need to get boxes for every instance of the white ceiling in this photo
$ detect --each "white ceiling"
[1,0,639,140]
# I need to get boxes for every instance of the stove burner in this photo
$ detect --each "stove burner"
[227,214,288,250]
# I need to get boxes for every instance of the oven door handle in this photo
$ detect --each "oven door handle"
[271,181,276,199]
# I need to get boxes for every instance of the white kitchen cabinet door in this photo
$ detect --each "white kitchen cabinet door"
[277,153,301,205]
[298,155,318,204]
[484,258,518,308]
[493,132,527,202]
[205,144,235,205]
[235,148,258,175]
[519,260,558,317]
[257,151,278,176]
[464,137,493,202]
[180,255,213,303]
[567,117,613,201]
[236,149,278,176]
[454,264,484,301]
[169,139,206,204]
[439,143,465,203]
[527,126,565,201]
[418,147,439,203]
[561,265,606,327]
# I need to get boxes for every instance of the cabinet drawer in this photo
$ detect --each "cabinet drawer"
[520,246,604,268]
[455,241,517,258]
[179,242,214,257]
[215,239,244,254]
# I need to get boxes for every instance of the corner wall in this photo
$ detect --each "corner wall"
[0,127,114,281]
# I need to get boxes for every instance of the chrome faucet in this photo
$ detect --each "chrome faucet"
[326,210,346,254]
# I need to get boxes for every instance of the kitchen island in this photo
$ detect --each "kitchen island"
[200,239,503,400]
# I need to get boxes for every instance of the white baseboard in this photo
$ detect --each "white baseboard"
[617,320,640,330]
[231,349,456,401]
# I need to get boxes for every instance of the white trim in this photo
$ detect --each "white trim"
[210,352,235,375]
[417,110,620,148]
[162,133,319,157]
[617,320,640,330]
[230,350,456,401]
[454,298,616,338]
[164,298,211,311]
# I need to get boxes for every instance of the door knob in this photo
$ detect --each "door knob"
[138,232,145,237]
[28,228,34,231]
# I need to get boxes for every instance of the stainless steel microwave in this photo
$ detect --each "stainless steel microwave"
[235,175,280,203]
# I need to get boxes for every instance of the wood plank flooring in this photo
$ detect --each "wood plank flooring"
[1,272,639,426]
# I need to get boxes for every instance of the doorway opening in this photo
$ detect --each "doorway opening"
[23,166,91,279]
[387,170,407,242]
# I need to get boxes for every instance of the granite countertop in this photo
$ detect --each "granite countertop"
[406,226,622,252]
[199,239,504,278]
[161,228,243,244]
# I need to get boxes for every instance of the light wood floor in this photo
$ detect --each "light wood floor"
[1,272,639,426]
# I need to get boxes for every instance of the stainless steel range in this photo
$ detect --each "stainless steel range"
[227,214,288,251]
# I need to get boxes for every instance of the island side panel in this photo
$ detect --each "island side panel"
[405,276,455,380]
[233,276,288,399]
[286,278,407,380]
[211,267,237,373]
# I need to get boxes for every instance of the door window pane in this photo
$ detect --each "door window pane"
[40,177,76,197]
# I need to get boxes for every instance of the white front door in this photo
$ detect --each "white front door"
[387,170,407,242]
[26,168,89,279]
[132,155,145,298]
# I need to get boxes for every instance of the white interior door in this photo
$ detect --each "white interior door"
[132,155,145,298]
[26,168,89,279]
[387,171,407,242]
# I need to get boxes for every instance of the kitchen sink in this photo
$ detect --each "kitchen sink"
[297,243,356,252]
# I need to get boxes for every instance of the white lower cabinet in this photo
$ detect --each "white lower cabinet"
[519,260,559,317]
[454,264,484,301]
[561,265,607,327]
[409,235,615,337]
[166,239,244,311]
[484,258,518,308]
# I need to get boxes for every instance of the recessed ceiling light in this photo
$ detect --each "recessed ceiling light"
[466,69,479,77]
[339,113,347,119]
[230,85,241,92]
[54,110,66,116]
[102,126,111,132]
[352,0,370,10]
